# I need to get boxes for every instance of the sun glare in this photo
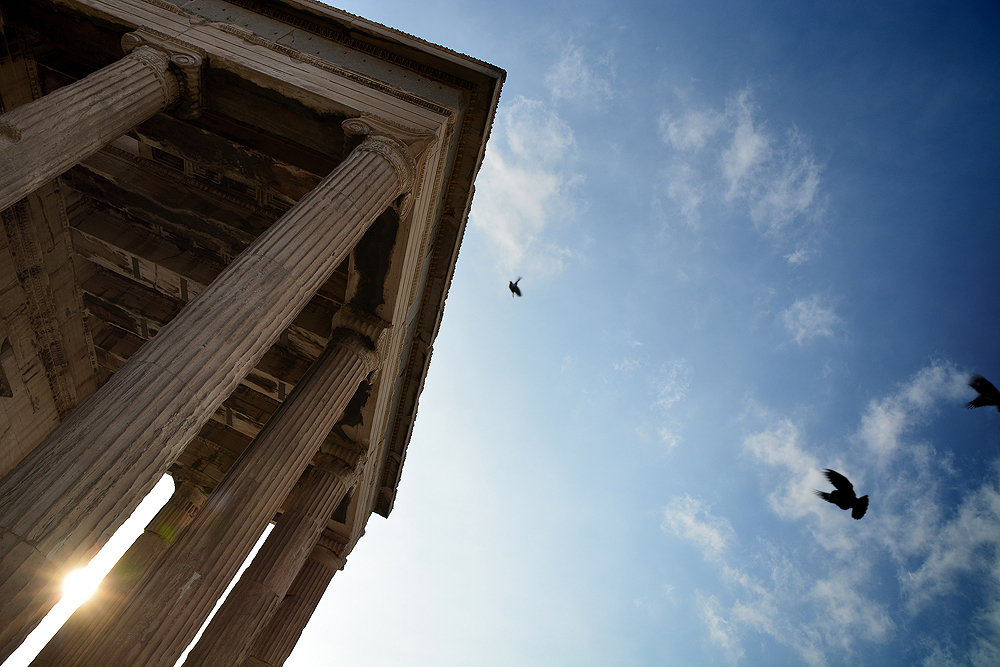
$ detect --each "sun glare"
[61,567,100,608]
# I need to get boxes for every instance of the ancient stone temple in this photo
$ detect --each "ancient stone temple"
[0,1,503,664]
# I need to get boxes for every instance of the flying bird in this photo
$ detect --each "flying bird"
[967,375,1000,412]
[509,277,522,297]
[814,469,868,520]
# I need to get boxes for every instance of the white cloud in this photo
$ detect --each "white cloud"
[721,90,771,201]
[662,495,734,562]
[856,360,969,465]
[812,577,894,644]
[785,245,812,266]
[900,481,1000,611]
[504,99,575,163]
[544,40,614,105]
[698,593,745,663]
[726,561,893,665]
[652,359,691,412]
[970,558,1000,667]
[657,87,824,260]
[780,293,842,345]
[613,357,643,374]
[658,109,725,151]
[748,129,822,236]
[658,427,682,453]
[471,97,581,277]
[662,163,706,226]
[744,419,826,520]
[647,360,691,453]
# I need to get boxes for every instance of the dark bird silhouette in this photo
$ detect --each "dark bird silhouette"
[814,469,868,520]
[509,277,522,297]
[967,375,1000,412]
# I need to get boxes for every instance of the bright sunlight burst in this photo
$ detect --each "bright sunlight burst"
[61,567,99,608]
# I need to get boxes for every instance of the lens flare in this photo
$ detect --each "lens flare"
[62,568,99,607]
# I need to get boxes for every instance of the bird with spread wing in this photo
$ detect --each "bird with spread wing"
[967,375,1000,412]
[815,469,869,520]
[509,277,522,297]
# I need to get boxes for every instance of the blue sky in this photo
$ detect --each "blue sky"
[7,1,1000,666]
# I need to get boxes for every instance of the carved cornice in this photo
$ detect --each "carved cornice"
[138,0,189,17]
[204,0,478,91]
[126,0,461,123]
[404,118,456,309]
[204,20,455,120]
[122,30,204,119]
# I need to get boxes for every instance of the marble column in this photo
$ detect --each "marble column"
[29,474,209,667]
[184,460,354,667]
[0,118,431,659]
[69,312,386,667]
[0,40,183,212]
[243,537,346,667]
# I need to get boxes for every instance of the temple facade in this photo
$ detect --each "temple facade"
[0,1,503,664]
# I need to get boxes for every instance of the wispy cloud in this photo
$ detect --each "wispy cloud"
[720,90,770,202]
[780,293,842,345]
[657,87,825,262]
[613,357,643,374]
[900,480,1000,611]
[650,359,691,453]
[662,495,734,562]
[658,108,725,150]
[652,359,692,412]
[747,129,822,237]
[744,419,829,522]
[658,427,682,453]
[855,360,969,465]
[698,593,745,663]
[661,163,707,227]
[544,40,614,106]
[471,96,582,277]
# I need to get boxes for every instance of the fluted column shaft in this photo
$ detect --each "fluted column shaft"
[0,119,423,659]
[30,476,209,667]
[0,45,179,212]
[184,464,351,667]
[243,538,345,667]
[71,322,382,667]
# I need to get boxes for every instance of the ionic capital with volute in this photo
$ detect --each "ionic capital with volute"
[312,536,348,571]
[318,432,368,472]
[310,453,360,485]
[121,29,205,119]
[330,306,391,374]
[342,115,436,210]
